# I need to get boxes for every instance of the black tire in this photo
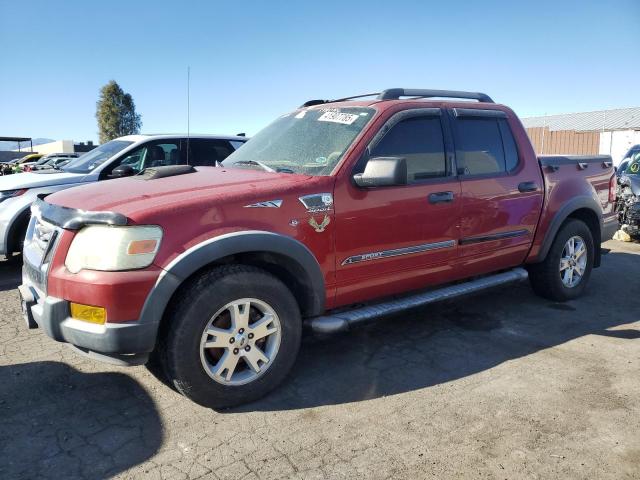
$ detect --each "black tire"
[528,219,594,301]
[155,265,301,409]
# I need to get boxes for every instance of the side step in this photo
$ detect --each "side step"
[308,268,529,334]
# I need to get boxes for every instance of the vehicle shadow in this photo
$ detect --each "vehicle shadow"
[0,361,163,480]
[0,257,21,292]
[234,249,640,412]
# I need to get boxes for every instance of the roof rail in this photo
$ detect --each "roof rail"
[377,88,494,103]
[300,93,380,108]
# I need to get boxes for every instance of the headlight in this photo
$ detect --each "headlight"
[65,225,163,273]
[0,189,27,203]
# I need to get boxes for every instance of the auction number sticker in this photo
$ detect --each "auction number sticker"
[318,111,359,125]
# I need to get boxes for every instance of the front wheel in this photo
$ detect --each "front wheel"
[528,219,594,301]
[157,265,302,408]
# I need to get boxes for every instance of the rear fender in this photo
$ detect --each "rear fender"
[533,196,603,266]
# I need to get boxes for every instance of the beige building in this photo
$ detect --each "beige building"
[16,140,76,154]
[522,107,640,166]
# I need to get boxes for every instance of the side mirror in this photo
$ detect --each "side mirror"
[109,164,135,178]
[353,156,408,188]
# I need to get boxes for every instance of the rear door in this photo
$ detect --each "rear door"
[449,108,544,273]
[334,108,462,306]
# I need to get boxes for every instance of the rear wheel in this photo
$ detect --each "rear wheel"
[529,219,594,301]
[156,265,301,408]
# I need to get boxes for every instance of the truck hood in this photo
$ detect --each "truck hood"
[0,170,86,190]
[46,167,317,219]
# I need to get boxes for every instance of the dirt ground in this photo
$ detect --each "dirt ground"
[1,239,639,480]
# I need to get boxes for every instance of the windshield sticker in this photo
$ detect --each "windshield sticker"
[318,111,359,125]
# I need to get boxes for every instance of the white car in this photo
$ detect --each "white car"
[0,133,247,256]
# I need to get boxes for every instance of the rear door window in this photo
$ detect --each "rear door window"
[453,115,519,176]
[188,139,236,166]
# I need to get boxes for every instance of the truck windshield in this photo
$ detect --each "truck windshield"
[63,140,133,173]
[222,107,375,175]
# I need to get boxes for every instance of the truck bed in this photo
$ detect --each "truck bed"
[526,154,616,263]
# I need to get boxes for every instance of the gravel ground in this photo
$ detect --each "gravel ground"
[1,240,639,480]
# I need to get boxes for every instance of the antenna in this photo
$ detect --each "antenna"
[186,66,190,165]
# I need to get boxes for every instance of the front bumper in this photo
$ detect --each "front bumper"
[19,282,158,366]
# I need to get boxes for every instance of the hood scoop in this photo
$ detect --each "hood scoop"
[138,165,196,180]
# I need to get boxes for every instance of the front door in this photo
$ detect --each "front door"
[333,108,462,307]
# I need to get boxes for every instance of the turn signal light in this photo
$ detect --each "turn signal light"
[127,239,158,255]
[70,303,107,325]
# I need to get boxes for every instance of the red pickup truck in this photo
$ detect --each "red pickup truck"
[19,89,617,408]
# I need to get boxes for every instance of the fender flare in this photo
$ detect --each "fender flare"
[138,230,326,328]
[535,195,603,265]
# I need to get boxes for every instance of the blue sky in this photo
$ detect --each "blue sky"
[1,0,638,143]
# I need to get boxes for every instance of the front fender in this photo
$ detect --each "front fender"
[138,230,326,328]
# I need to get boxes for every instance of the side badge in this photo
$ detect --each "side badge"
[309,215,330,233]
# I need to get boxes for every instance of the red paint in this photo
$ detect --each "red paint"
[45,98,615,324]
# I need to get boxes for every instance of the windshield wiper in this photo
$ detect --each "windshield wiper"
[229,160,275,173]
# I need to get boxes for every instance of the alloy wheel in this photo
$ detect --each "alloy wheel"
[559,235,587,288]
[199,298,282,386]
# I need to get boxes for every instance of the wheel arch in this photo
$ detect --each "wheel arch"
[139,231,326,335]
[6,206,31,254]
[536,196,603,267]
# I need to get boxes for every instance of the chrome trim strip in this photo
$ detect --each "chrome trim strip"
[244,200,283,208]
[342,240,455,265]
[299,193,333,212]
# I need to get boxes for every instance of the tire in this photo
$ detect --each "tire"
[156,265,302,409]
[528,219,594,301]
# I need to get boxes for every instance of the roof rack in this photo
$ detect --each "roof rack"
[300,93,380,108]
[378,88,494,103]
[299,88,494,109]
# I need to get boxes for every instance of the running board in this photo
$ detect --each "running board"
[308,268,529,334]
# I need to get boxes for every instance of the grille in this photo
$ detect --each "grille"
[29,216,59,264]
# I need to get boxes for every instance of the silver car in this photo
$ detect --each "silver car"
[0,133,247,256]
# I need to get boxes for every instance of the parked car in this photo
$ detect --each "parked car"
[19,88,617,408]
[615,151,640,238]
[0,134,246,257]
[24,153,80,172]
[0,153,44,175]
[31,156,78,171]
[620,144,640,167]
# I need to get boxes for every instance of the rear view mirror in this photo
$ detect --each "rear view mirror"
[110,164,135,178]
[353,157,407,187]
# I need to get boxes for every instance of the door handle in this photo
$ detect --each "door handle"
[518,181,538,193]
[428,191,454,204]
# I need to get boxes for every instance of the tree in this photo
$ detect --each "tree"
[95,80,142,143]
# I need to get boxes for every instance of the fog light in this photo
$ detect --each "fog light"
[70,303,107,324]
